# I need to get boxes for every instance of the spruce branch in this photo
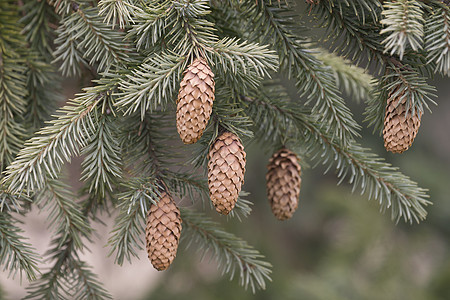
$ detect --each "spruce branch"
[53,6,134,76]
[312,0,382,22]
[164,171,209,204]
[0,53,28,169]
[181,208,272,292]
[69,259,112,300]
[171,0,217,56]
[0,188,31,212]
[0,213,40,281]
[0,2,29,169]
[312,0,428,70]
[210,37,279,78]
[213,93,254,138]
[242,88,431,223]
[425,6,450,76]
[118,112,176,176]
[81,113,123,197]
[315,50,374,102]
[127,0,176,50]
[116,52,186,117]
[312,0,389,65]
[35,179,92,250]
[380,0,425,60]
[25,235,111,300]
[21,0,59,59]
[2,88,104,194]
[25,187,111,300]
[98,0,138,29]
[299,117,430,223]
[246,1,361,143]
[47,0,73,16]
[107,177,161,265]
[24,56,60,131]
[51,23,87,77]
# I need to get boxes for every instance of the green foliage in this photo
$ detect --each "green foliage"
[311,0,385,66]
[116,52,186,116]
[24,236,112,300]
[380,0,424,60]
[0,0,449,298]
[315,50,373,103]
[3,89,104,193]
[242,83,431,222]
[0,213,40,281]
[181,208,272,292]
[35,179,91,250]
[98,0,137,29]
[0,2,28,169]
[53,5,134,76]
[23,54,60,131]
[244,1,360,143]
[107,177,161,265]
[81,113,122,197]
[21,0,59,59]
[425,6,450,76]
[24,180,110,300]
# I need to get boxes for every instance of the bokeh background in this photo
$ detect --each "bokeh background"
[1,3,450,299]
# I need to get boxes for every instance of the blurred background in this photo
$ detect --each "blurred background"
[1,3,450,299]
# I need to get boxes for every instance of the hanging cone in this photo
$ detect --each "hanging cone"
[208,131,246,215]
[383,90,422,153]
[177,57,215,144]
[266,148,301,220]
[146,192,182,271]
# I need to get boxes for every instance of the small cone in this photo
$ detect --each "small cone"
[146,192,182,271]
[208,131,246,215]
[383,91,422,153]
[177,57,215,144]
[266,148,301,220]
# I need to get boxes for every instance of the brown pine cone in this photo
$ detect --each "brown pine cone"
[177,57,215,144]
[208,131,246,215]
[383,91,422,153]
[266,148,301,220]
[146,192,182,271]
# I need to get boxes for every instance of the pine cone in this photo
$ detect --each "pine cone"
[383,91,422,154]
[208,131,246,215]
[266,148,301,220]
[146,192,182,271]
[177,57,215,144]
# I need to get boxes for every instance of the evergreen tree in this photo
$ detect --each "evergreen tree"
[0,0,448,298]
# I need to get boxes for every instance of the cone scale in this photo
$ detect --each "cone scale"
[145,192,182,271]
[208,131,246,215]
[383,92,422,154]
[177,57,215,144]
[266,148,301,220]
